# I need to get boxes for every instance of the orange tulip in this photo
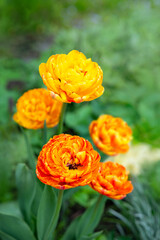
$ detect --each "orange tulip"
[89,115,132,156]
[13,88,62,129]
[90,161,133,200]
[39,50,104,103]
[36,134,101,190]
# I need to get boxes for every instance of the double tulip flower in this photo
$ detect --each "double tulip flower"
[13,88,62,129]
[39,50,104,103]
[89,114,132,156]
[13,50,133,200]
[36,134,100,190]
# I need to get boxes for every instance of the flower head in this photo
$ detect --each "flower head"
[36,134,101,190]
[90,161,133,200]
[89,115,132,156]
[39,50,104,103]
[13,88,62,129]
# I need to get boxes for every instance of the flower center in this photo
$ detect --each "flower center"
[66,163,82,170]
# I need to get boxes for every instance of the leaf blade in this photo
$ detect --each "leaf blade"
[76,195,106,240]
[0,213,36,240]
[37,185,57,240]
[15,163,36,225]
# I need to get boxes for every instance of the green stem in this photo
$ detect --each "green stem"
[20,126,36,171]
[57,103,67,134]
[43,120,47,145]
[88,194,104,227]
[44,190,64,240]
[43,103,67,240]
[92,194,103,217]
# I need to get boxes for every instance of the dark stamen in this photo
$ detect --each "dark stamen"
[66,163,82,170]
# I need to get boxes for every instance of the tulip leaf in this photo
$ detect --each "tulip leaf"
[76,195,106,240]
[37,185,57,240]
[61,216,80,240]
[31,179,44,217]
[0,213,36,240]
[83,230,103,239]
[15,163,36,226]
[0,231,17,240]
[0,201,22,219]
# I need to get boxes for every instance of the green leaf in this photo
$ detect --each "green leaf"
[61,216,80,240]
[37,185,57,240]
[83,230,103,239]
[0,201,22,219]
[31,179,44,217]
[0,133,27,201]
[76,195,106,240]
[15,163,36,225]
[108,209,135,232]
[0,213,36,240]
[0,231,16,240]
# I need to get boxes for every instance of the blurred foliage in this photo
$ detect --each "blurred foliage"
[0,0,157,36]
[71,185,97,208]
[0,0,63,36]
[0,0,135,38]
[108,181,160,240]
[0,129,27,202]
[0,58,42,126]
[138,161,160,200]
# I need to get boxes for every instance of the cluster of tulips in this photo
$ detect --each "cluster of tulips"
[12,50,133,239]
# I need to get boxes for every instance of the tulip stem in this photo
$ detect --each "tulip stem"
[20,126,36,171]
[44,189,64,240]
[57,103,67,134]
[43,103,66,240]
[43,120,47,145]
[90,194,104,223]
